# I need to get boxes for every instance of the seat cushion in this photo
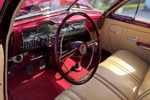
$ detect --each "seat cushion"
[136,67,150,100]
[55,50,149,100]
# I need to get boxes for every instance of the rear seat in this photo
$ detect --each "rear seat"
[55,50,150,100]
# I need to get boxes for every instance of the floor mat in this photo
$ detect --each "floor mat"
[8,49,107,100]
[7,58,88,100]
[8,68,71,100]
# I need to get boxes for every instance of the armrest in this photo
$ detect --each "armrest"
[136,42,150,50]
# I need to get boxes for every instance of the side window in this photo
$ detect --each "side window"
[114,0,150,24]
[135,0,150,23]
[87,0,117,12]
[115,0,139,18]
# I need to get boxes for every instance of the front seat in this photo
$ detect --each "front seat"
[55,50,150,100]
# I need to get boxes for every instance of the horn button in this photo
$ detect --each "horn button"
[79,44,87,55]
[73,41,87,56]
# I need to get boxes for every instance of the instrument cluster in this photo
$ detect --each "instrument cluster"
[22,20,86,52]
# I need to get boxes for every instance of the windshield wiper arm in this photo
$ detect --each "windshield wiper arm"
[67,0,79,11]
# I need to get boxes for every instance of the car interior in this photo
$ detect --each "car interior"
[0,0,150,100]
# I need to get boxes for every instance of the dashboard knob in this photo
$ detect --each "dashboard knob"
[28,39,32,43]
[34,37,39,41]
[16,56,22,62]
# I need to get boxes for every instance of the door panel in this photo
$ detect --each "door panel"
[122,29,150,58]
[0,41,4,100]
[101,18,150,64]
[108,25,124,52]
[146,52,150,63]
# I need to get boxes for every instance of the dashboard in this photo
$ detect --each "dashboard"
[7,11,103,75]
[9,10,103,59]
[22,20,86,52]
[4,7,104,77]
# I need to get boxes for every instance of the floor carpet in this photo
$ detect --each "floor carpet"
[8,49,111,100]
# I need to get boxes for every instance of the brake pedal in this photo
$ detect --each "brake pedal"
[39,59,45,69]
[26,65,34,75]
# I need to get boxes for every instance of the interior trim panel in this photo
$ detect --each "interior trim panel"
[100,18,150,64]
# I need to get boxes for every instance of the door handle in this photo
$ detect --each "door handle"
[137,42,150,50]
[110,29,118,35]
[127,37,138,40]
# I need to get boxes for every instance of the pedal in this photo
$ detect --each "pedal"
[26,65,34,75]
[8,61,17,69]
[39,59,45,69]
[47,55,53,69]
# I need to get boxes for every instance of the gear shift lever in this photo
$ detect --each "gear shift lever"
[72,57,82,72]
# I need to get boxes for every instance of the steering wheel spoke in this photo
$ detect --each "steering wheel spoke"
[86,38,98,47]
[59,48,77,61]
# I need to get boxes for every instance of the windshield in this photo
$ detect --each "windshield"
[17,0,72,17]
[16,0,93,20]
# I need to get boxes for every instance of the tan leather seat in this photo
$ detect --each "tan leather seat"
[55,50,150,100]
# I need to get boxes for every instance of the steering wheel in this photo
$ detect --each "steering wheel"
[54,12,101,85]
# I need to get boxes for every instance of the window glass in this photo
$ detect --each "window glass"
[16,0,103,21]
[17,0,72,18]
[115,0,139,18]
[135,0,150,23]
[87,0,117,12]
